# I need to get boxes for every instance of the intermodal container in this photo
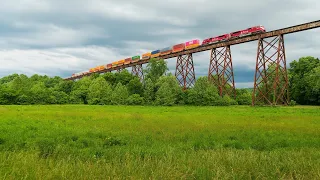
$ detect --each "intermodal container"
[112,61,118,67]
[99,65,105,71]
[89,68,94,73]
[118,59,125,65]
[142,52,151,59]
[151,50,160,58]
[185,39,200,49]
[94,67,99,72]
[172,43,185,52]
[107,63,112,69]
[132,55,140,62]
[124,58,132,64]
[160,47,172,55]
[151,50,160,54]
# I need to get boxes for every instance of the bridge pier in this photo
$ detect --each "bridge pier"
[175,53,196,90]
[208,45,236,97]
[132,64,144,82]
[252,34,289,106]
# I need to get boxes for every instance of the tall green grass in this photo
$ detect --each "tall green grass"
[0,105,319,179]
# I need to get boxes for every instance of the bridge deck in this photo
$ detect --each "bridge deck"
[65,20,320,80]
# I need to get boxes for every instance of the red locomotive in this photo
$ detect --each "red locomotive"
[202,25,266,45]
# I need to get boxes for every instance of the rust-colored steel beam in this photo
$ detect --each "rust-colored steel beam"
[65,20,319,80]
[208,45,236,97]
[175,54,196,90]
[252,35,289,106]
[132,64,144,82]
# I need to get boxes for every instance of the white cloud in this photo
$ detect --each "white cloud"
[0,0,52,13]
[0,0,319,84]
[236,82,254,88]
[0,46,125,77]
[0,22,108,48]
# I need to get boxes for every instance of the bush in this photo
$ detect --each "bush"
[236,89,252,105]
[127,94,144,105]
[289,100,297,106]
[216,95,238,106]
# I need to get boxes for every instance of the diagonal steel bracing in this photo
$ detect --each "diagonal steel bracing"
[208,45,236,97]
[252,34,289,106]
[131,64,144,83]
[175,54,196,90]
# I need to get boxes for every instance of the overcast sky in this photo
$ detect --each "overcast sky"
[0,0,319,88]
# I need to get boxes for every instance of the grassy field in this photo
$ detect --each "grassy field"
[0,105,319,179]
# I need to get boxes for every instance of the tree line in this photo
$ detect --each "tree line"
[0,56,318,106]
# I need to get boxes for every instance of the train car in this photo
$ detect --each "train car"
[151,50,160,58]
[132,55,140,62]
[185,39,200,50]
[80,71,87,76]
[112,61,118,67]
[94,67,100,72]
[142,52,151,59]
[230,25,266,39]
[241,25,266,36]
[160,47,172,55]
[124,57,132,64]
[89,68,95,73]
[106,63,112,69]
[203,34,230,45]
[229,30,242,39]
[118,59,125,65]
[98,65,105,71]
[172,43,185,53]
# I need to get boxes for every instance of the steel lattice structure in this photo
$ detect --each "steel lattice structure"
[208,46,236,97]
[175,54,196,90]
[252,35,289,105]
[64,20,320,106]
[65,20,319,81]
[131,64,144,82]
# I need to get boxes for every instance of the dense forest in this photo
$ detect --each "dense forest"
[0,56,318,106]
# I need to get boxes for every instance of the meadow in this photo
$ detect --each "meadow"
[0,105,319,179]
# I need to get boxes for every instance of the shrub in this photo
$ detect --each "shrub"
[127,94,144,105]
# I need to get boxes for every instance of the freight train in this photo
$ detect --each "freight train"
[72,25,266,78]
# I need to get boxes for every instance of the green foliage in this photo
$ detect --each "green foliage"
[289,100,297,106]
[0,105,319,179]
[144,58,168,83]
[87,77,112,105]
[187,77,220,106]
[127,77,143,95]
[127,94,144,105]
[155,75,182,106]
[289,56,320,105]
[115,69,135,86]
[143,78,155,105]
[236,89,252,105]
[102,72,116,86]
[111,82,129,105]
[0,56,317,106]
[37,139,56,158]
[55,80,73,94]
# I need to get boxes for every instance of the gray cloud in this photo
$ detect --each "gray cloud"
[0,0,319,88]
